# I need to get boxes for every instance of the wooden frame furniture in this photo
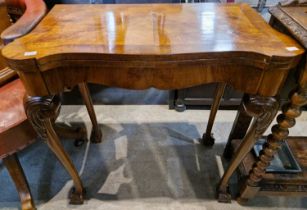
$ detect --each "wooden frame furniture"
[0,1,45,209]
[227,2,307,203]
[0,0,100,209]
[2,0,102,144]
[0,79,37,210]
[169,84,243,112]
[2,3,304,204]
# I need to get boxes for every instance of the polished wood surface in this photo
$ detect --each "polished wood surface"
[224,3,307,162]
[4,3,303,59]
[230,4,307,203]
[2,3,304,97]
[0,1,16,84]
[0,1,45,209]
[78,82,102,143]
[1,0,47,44]
[218,94,279,202]
[0,1,92,208]
[2,3,305,204]
[202,83,226,146]
[0,0,47,84]
[3,154,36,210]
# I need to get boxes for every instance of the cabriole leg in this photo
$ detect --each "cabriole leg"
[78,83,102,143]
[202,83,226,146]
[24,95,85,204]
[3,154,36,210]
[217,95,279,203]
[223,95,253,159]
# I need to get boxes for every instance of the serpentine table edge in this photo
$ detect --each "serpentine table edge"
[2,3,305,204]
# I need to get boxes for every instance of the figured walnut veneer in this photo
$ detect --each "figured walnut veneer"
[231,4,307,203]
[2,3,304,97]
[2,3,305,204]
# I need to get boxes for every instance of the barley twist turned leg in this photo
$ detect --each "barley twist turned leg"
[24,95,85,204]
[238,87,307,203]
[217,95,279,203]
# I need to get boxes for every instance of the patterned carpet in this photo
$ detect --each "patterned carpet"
[1,105,307,210]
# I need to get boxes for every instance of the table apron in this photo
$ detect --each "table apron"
[17,63,290,97]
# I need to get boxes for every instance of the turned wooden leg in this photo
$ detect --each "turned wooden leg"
[24,95,85,204]
[201,83,226,146]
[217,95,279,203]
[3,154,36,210]
[78,83,102,143]
[223,95,253,159]
[238,87,307,203]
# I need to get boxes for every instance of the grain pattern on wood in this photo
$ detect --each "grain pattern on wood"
[238,85,307,203]
[269,6,307,48]
[24,95,85,204]
[0,1,11,69]
[234,4,307,203]
[217,95,279,203]
[2,3,304,97]
[233,137,307,197]
[3,154,36,210]
[202,83,226,146]
[78,82,102,143]
[2,3,305,204]
[3,4,303,60]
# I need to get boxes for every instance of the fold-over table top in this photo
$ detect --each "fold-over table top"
[2,3,304,66]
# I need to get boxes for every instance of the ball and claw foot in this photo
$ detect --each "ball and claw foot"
[201,133,215,146]
[217,186,231,203]
[69,187,86,205]
[90,128,102,143]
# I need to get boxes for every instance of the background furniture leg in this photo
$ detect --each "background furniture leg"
[78,82,102,143]
[55,124,88,147]
[24,95,85,204]
[3,154,36,210]
[175,90,187,112]
[238,86,307,203]
[257,0,267,12]
[201,83,226,146]
[223,95,253,159]
[217,95,279,203]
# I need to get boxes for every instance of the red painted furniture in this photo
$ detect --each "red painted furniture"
[0,1,47,209]
[0,0,99,209]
